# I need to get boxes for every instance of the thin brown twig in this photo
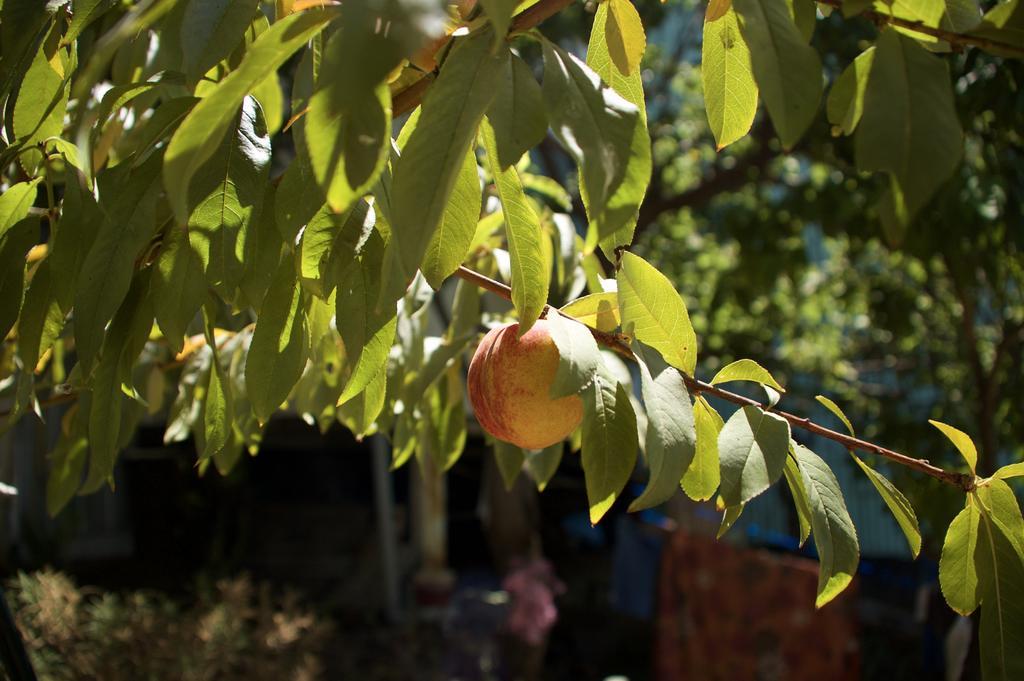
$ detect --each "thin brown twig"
[817,0,1024,58]
[453,265,976,492]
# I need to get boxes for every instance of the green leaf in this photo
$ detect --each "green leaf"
[46,406,89,517]
[12,31,68,174]
[717,501,745,538]
[629,345,696,512]
[85,271,154,491]
[0,4,52,108]
[486,52,547,170]
[993,462,1024,480]
[336,232,399,405]
[606,0,646,76]
[542,39,640,227]
[0,179,41,238]
[180,0,259,80]
[239,187,284,308]
[423,365,467,471]
[617,251,698,375]
[481,119,549,333]
[74,154,162,373]
[546,310,602,399]
[336,361,387,439]
[855,29,963,238]
[970,0,1024,58]
[244,255,309,424]
[421,143,481,289]
[975,499,1024,681]
[479,0,517,47]
[702,6,758,150]
[64,0,118,46]
[202,334,233,461]
[305,22,392,213]
[298,200,374,297]
[783,451,812,546]
[385,29,504,303]
[50,168,100,314]
[164,7,336,221]
[581,367,639,524]
[0,218,38,342]
[526,443,563,492]
[560,292,620,332]
[851,454,921,558]
[733,0,822,149]
[682,395,723,501]
[16,259,65,373]
[710,358,785,392]
[939,500,982,615]
[718,405,790,506]
[929,419,978,473]
[582,9,652,255]
[494,439,525,490]
[793,443,859,608]
[826,46,874,136]
[815,394,855,436]
[187,96,272,300]
[153,224,206,354]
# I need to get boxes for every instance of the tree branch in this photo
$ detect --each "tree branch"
[393,0,575,118]
[818,0,1024,58]
[453,265,977,492]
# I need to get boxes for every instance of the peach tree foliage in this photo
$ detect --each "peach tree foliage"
[0,0,1022,675]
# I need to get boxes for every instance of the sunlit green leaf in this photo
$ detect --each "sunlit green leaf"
[481,119,548,333]
[939,500,982,615]
[682,395,723,501]
[929,419,978,473]
[815,394,855,436]
[710,358,785,392]
[702,6,758,150]
[560,292,620,332]
[583,6,651,254]
[421,144,481,289]
[851,453,921,558]
[617,251,698,375]
[606,0,646,76]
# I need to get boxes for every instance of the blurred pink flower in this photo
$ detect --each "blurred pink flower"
[502,558,566,646]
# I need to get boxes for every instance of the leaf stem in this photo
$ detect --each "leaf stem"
[452,265,977,492]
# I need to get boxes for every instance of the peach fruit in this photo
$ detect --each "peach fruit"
[467,320,583,450]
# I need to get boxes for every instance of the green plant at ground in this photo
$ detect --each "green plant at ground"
[3,570,330,681]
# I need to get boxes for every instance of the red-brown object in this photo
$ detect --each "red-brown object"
[467,320,583,450]
[656,531,860,680]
